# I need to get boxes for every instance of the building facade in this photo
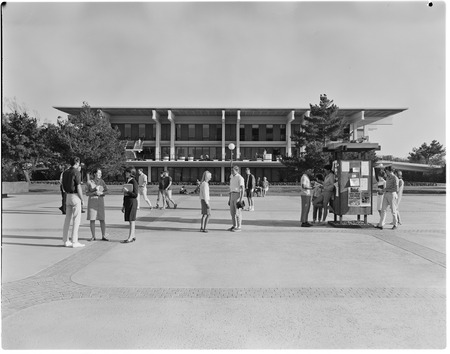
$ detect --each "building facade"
[54,107,406,183]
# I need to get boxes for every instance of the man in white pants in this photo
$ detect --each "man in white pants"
[61,156,85,248]
[137,168,153,210]
[376,166,399,230]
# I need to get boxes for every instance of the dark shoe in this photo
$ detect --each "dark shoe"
[121,238,135,243]
[392,226,398,230]
[81,209,86,213]
[101,236,109,241]
[202,229,209,233]
[227,226,235,231]
[301,223,311,227]
[88,237,95,242]
[174,204,178,209]
[375,225,383,230]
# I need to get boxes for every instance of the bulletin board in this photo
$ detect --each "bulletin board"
[333,160,373,216]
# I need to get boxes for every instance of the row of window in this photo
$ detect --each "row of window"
[132,147,286,161]
[114,123,302,141]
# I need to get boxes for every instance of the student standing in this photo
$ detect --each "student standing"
[395,170,404,225]
[61,156,85,248]
[244,167,256,211]
[321,165,335,223]
[85,168,109,241]
[199,170,212,232]
[376,170,387,216]
[228,165,244,232]
[162,170,177,209]
[376,166,399,230]
[312,173,324,223]
[137,168,153,210]
[121,167,139,243]
[300,169,313,227]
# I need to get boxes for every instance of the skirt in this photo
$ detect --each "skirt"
[87,196,105,221]
[123,197,137,221]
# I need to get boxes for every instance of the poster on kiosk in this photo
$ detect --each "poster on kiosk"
[333,160,373,218]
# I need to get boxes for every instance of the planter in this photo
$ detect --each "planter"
[188,157,194,161]
[163,156,170,161]
[2,181,29,196]
[178,157,186,161]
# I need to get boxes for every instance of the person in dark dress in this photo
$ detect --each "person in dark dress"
[121,167,139,243]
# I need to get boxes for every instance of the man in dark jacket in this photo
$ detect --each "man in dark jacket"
[244,167,256,211]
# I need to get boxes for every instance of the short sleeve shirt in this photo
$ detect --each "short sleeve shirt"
[300,174,311,196]
[62,167,81,193]
[229,173,245,192]
[163,175,172,189]
[138,173,148,187]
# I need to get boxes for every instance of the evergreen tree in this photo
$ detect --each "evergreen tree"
[283,94,348,178]
[49,102,127,178]
[2,111,48,182]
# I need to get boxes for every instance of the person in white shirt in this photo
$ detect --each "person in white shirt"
[300,169,313,227]
[199,170,212,233]
[394,170,404,225]
[137,168,153,210]
[228,165,245,232]
[321,164,335,223]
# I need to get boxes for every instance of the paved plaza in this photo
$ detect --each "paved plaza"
[1,191,446,349]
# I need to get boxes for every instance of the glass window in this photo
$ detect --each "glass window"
[216,125,222,141]
[139,124,146,139]
[124,124,131,139]
[252,124,259,141]
[266,124,273,141]
[176,124,182,140]
[203,124,209,141]
[240,124,245,141]
[280,124,286,141]
[188,124,195,140]
[161,124,170,140]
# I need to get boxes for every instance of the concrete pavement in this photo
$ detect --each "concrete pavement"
[1,192,446,349]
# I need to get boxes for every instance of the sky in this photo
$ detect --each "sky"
[2,1,446,158]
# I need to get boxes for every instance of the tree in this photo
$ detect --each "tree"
[49,102,127,177]
[408,140,445,165]
[2,111,48,182]
[282,94,349,178]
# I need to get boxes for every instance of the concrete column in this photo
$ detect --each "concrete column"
[152,110,161,160]
[221,166,225,183]
[286,110,295,157]
[236,110,241,159]
[168,110,176,160]
[222,110,226,160]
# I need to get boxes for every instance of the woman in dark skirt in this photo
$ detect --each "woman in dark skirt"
[121,167,139,243]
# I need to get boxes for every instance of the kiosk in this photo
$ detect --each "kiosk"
[323,142,380,225]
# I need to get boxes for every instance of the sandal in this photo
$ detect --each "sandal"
[88,237,95,242]
[121,238,135,244]
[101,235,109,241]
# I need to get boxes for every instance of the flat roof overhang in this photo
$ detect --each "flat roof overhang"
[54,106,407,124]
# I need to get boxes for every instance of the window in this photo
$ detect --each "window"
[203,124,209,141]
[216,125,222,141]
[280,124,286,141]
[188,124,195,140]
[161,124,170,141]
[266,124,273,141]
[252,124,259,141]
[124,124,131,139]
[240,124,245,141]
[139,124,146,139]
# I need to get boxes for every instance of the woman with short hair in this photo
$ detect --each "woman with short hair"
[121,167,139,243]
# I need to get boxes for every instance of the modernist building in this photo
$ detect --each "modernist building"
[54,107,406,183]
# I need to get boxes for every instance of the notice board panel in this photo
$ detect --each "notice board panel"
[333,160,373,216]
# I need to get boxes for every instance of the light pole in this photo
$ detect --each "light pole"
[228,143,235,169]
